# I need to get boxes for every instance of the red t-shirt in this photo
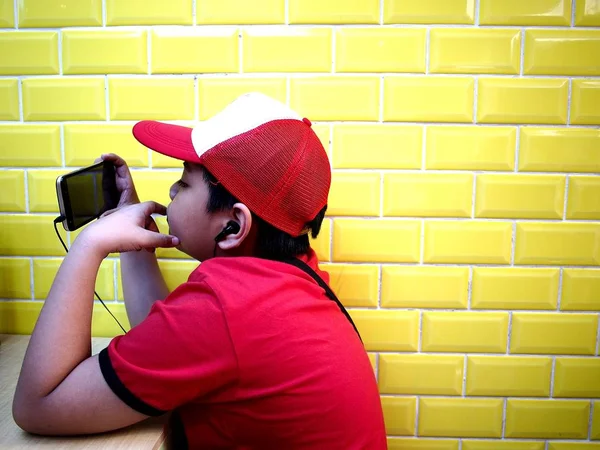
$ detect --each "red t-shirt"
[99,250,386,449]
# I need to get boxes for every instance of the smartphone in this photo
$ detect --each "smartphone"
[55,161,120,231]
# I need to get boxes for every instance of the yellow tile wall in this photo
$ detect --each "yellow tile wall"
[1,0,599,446]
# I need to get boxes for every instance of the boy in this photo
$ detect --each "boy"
[13,93,387,449]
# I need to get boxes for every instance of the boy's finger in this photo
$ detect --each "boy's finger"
[142,201,168,217]
[142,230,179,248]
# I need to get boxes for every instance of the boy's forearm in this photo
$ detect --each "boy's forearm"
[120,251,169,327]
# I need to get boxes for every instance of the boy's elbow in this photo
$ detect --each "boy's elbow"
[13,399,46,435]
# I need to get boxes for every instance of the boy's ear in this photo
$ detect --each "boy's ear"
[216,203,252,251]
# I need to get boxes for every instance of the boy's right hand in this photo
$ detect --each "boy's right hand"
[95,153,140,208]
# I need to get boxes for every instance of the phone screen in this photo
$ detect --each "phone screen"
[57,161,120,231]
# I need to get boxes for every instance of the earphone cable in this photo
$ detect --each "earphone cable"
[53,217,127,334]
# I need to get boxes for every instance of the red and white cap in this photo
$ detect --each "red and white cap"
[132,92,331,237]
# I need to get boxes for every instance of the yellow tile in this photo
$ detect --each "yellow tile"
[464,442,544,450]
[349,310,419,351]
[27,169,68,213]
[422,311,509,353]
[130,170,178,207]
[0,79,19,121]
[593,402,600,440]
[430,29,520,75]
[23,77,106,121]
[309,217,331,262]
[554,358,600,398]
[289,0,379,24]
[480,0,571,25]
[332,124,422,169]
[384,77,474,123]
[515,223,600,266]
[336,28,426,73]
[0,0,14,27]
[571,80,600,125]
[466,356,552,397]
[384,173,473,218]
[567,176,600,219]
[525,30,600,76]
[477,78,569,125]
[109,77,194,121]
[244,28,330,73]
[387,438,459,450]
[0,258,31,299]
[312,124,331,160]
[290,77,379,121]
[106,0,192,25]
[382,266,468,309]
[472,268,559,310]
[152,28,238,74]
[63,30,147,75]
[510,313,598,355]
[475,174,565,219]
[198,78,286,120]
[367,352,376,372]
[154,260,198,294]
[0,125,61,166]
[562,269,600,311]
[576,0,600,26]
[384,0,475,24]
[0,171,25,212]
[519,127,600,173]
[505,399,590,439]
[419,398,503,438]
[424,221,512,264]
[426,126,516,171]
[381,397,416,436]
[91,302,130,337]
[320,264,378,307]
[0,215,67,256]
[33,258,114,300]
[0,301,42,334]
[333,219,421,263]
[18,0,102,27]
[64,124,148,168]
[0,32,58,75]
[153,216,194,260]
[197,0,284,24]
[549,443,600,450]
[328,172,380,216]
[379,354,464,395]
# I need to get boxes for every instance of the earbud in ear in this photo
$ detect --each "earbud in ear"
[214,221,241,242]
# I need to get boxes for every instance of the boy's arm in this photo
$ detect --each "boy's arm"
[121,251,169,327]
[13,202,179,435]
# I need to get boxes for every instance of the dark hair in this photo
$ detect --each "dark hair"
[202,167,327,260]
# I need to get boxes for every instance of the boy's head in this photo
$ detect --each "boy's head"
[132,93,331,261]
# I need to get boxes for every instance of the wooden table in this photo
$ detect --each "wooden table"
[0,335,166,449]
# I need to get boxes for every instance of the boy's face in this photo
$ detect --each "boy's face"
[167,162,224,261]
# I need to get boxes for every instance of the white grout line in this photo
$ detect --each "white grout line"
[467,266,473,310]
[379,0,384,25]
[419,219,425,264]
[284,0,289,25]
[104,76,110,121]
[13,0,18,29]
[519,29,526,76]
[425,28,430,75]
[510,222,516,266]
[17,78,23,121]
[514,126,521,172]
[567,78,573,125]
[550,357,556,397]
[563,176,570,220]
[418,310,423,352]
[589,399,595,440]
[501,398,507,438]
[59,124,65,167]
[58,31,63,75]
[23,169,29,213]
[572,0,577,27]
[102,0,107,27]
[557,268,563,311]
[192,0,197,26]
[461,355,468,396]
[415,397,420,437]
[29,257,34,300]
[474,0,481,26]
[472,77,478,123]
[377,264,382,308]
[471,174,477,218]
[506,311,513,354]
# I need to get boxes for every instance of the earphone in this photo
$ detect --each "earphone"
[214,221,241,242]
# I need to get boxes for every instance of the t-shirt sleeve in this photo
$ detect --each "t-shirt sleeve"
[98,280,239,416]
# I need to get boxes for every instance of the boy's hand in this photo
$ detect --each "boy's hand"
[95,153,140,207]
[79,201,179,257]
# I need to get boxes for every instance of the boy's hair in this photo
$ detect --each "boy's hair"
[202,167,326,260]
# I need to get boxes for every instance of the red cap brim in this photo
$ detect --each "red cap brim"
[132,121,201,163]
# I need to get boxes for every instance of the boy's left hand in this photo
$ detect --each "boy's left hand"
[78,201,179,257]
